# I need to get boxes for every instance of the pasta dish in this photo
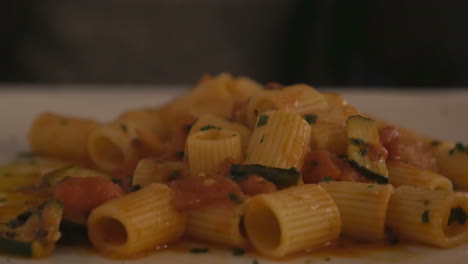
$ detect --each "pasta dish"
[0,73,467,261]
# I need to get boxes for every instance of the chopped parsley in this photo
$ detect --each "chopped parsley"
[368,185,374,188]
[120,124,128,133]
[257,114,269,127]
[130,185,141,192]
[190,248,209,254]
[448,207,467,225]
[167,170,181,182]
[319,176,333,183]
[185,124,193,132]
[0,199,6,203]
[259,136,264,143]
[200,125,216,131]
[175,151,185,159]
[232,248,245,256]
[228,193,243,204]
[349,138,366,146]
[449,142,468,155]
[111,178,123,185]
[304,114,318,124]
[421,210,430,223]
[311,160,319,167]
[359,148,367,156]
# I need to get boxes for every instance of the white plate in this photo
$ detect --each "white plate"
[1,87,468,264]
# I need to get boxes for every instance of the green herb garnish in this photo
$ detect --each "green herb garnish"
[422,210,430,223]
[228,193,243,204]
[200,125,216,131]
[319,176,334,183]
[167,170,181,182]
[175,151,184,159]
[359,148,367,156]
[304,114,318,124]
[120,124,128,133]
[130,185,141,192]
[259,136,264,143]
[257,115,269,127]
[349,138,366,146]
[232,248,245,256]
[190,248,209,254]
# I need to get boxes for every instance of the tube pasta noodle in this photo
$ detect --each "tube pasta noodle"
[243,184,341,258]
[87,183,185,257]
[28,112,100,160]
[189,113,251,152]
[5,73,468,261]
[246,110,312,170]
[87,122,141,172]
[132,159,184,187]
[319,181,394,241]
[161,73,262,120]
[432,142,468,189]
[386,186,468,248]
[246,84,328,127]
[185,202,248,248]
[187,129,243,176]
[387,159,453,190]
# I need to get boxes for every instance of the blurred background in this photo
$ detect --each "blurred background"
[1,0,468,86]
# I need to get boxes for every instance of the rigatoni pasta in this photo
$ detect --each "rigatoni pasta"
[243,184,341,258]
[245,110,312,170]
[87,183,185,257]
[386,186,468,248]
[28,112,100,161]
[319,181,393,241]
[2,73,468,262]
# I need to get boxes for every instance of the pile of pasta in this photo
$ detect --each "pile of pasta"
[6,73,468,259]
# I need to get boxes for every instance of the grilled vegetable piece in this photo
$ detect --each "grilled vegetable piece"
[0,199,64,258]
[42,165,109,186]
[230,164,300,189]
[346,115,388,183]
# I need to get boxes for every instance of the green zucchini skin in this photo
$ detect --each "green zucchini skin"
[348,160,389,184]
[59,220,89,245]
[0,239,33,257]
[346,115,389,183]
[0,199,64,258]
[230,164,300,189]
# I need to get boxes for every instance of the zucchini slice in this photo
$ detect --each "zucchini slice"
[230,164,300,189]
[0,199,64,258]
[346,115,388,183]
[43,165,109,186]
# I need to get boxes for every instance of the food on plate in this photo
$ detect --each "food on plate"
[1,73,468,260]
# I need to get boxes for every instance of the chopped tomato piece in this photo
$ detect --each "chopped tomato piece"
[238,175,277,196]
[379,126,400,159]
[170,176,244,211]
[302,150,341,183]
[53,176,124,223]
[399,142,437,171]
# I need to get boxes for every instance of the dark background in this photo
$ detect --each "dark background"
[1,0,468,86]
